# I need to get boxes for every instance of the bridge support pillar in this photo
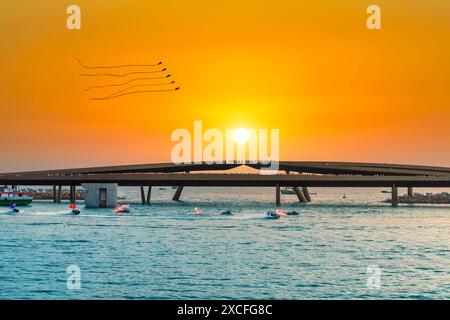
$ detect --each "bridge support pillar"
[70,186,76,204]
[146,186,152,204]
[140,185,146,204]
[57,185,62,203]
[294,187,307,203]
[53,185,57,203]
[302,187,312,202]
[173,186,184,201]
[392,184,398,207]
[407,187,413,197]
[82,183,118,208]
[276,183,281,207]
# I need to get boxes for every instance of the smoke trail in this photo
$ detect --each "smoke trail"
[91,88,180,101]
[105,82,176,97]
[80,68,167,77]
[85,75,171,91]
[77,59,162,69]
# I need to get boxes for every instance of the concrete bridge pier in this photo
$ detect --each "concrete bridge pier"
[139,185,152,204]
[69,186,76,203]
[140,185,145,204]
[293,186,308,203]
[392,184,399,207]
[407,187,414,197]
[172,186,184,201]
[82,183,118,208]
[276,183,281,207]
[53,185,57,203]
[286,170,310,203]
[146,186,152,204]
[57,185,62,203]
[302,186,312,202]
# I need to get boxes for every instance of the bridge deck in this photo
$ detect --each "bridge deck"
[1,173,450,188]
[2,161,450,177]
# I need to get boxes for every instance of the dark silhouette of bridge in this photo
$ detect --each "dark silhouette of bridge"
[1,161,450,206]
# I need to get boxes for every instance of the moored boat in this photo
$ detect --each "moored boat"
[281,187,296,195]
[0,191,33,206]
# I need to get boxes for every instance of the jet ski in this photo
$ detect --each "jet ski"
[114,204,130,214]
[10,203,19,213]
[221,210,233,215]
[286,211,300,216]
[265,211,281,219]
[0,204,20,214]
[69,204,80,215]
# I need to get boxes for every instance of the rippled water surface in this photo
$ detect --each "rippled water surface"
[0,187,449,299]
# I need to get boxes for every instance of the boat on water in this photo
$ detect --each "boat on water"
[114,204,130,214]
[69,204,81,215]
[69,209,80,215]
[281,187,296,195]
[0,191,33,206]
[265,211,281,219]
[0,204,20,214]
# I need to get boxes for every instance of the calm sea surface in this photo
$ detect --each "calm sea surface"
[0,187,449,299]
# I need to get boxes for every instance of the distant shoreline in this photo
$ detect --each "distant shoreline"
[385,193,450,204]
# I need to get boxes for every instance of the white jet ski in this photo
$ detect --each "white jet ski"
[0,208,20,214]
[0,204,20,214]
[265,211,280,219]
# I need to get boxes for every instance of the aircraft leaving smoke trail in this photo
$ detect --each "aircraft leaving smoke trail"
[80,68,167,77]
[105,82,176,97]
[90,88,180,101]
[78,59,179,100]
[77,59,163,69]
[85,75,171,91]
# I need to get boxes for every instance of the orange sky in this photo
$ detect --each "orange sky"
[0,0,449,171]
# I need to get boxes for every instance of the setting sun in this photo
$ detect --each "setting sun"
[232,128,250,144]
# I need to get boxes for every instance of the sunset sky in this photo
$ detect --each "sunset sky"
[1,0,449,171]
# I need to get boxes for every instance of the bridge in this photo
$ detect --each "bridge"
[1,161,450,206]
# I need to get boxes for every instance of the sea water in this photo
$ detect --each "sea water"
[0,187,449,299]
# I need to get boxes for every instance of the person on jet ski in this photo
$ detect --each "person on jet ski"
[69,203,80,215]
[9,203,19,213]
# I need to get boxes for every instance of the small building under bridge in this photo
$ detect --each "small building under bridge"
[1,161,450,207]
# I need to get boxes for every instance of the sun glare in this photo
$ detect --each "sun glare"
[232,128,250,144]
